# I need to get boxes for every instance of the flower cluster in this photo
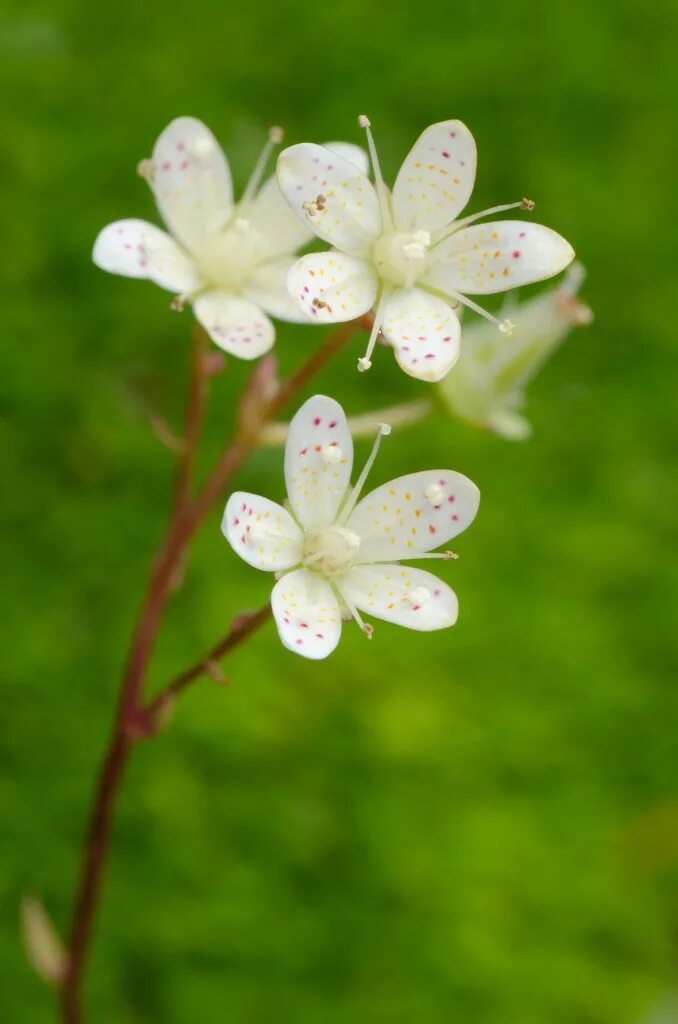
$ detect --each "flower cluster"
[94,114,585,659]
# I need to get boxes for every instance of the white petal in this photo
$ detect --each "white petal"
[277,143,382,253]
[193,292,274,358]
[347,470,480,563]
[380,287,460,382]
[92,219,201,293]
[392,120,477,234]
[426,221,575,295]
[287,252,378,323]
[284,395,353,530]
[244,174,315,261]
[339,564,458,631]
[324,141,369,175]
[271,568,342,659]
[150,117,233,254]
[222,492,303,571]
[243,259,311,323]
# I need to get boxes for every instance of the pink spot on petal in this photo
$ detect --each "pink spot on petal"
[162,161,171,171]
[313,417,321,426]
[519,231,526,238]
[442,151,450,158]
[448,495,456,503]
[329,420,337,429]
[512,250,521,259]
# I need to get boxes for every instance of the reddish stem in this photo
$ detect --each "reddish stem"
[58,317,364,1022]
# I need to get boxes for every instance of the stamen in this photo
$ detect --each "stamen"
[341,590,374,639]
[169,294,187,312]
[136,158,155,180]
[338,422,391,525]
[448,291,511,334]
[192,136,215,159]
[424,483,444,507]
[358,288,391,372]
[358,113,391,228]
[499,319,515,336]
[433,198,535,245]
[398,550,459,561]
[408,586,431,605]
[241,125,285,203]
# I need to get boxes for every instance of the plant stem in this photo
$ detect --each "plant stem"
[57,318,364,1023]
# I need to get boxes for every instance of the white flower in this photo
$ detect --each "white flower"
[277,116,576,382]
[222,395,480,659]
[439,263,593,439]
[93,117,367,359]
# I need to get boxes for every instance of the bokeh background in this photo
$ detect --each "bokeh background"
[2,0,677,1021]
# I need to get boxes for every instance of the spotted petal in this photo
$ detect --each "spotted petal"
[93,219,202,293]
[426,221,575,295]
[193,292,274,358]
[222,493,303,571]
[324,142,369,175]
[381,287,460,382]
[277,143,382,254]
[347,470,480,563]
[243,259,311,323]
[339,564,458,631]
[392,120,477,235]
[284,395,353,530]
[150,117,233,254]
[287,252,377,323]
[271,568,342,659]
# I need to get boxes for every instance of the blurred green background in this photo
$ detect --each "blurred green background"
[2,0,677,1021]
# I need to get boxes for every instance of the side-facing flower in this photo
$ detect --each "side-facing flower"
[277,116,575,382]
[438,263,593,439]
[222,395,480,659]
[93,117,366,359]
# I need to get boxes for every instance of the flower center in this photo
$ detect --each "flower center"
[372,230,431,287]
[303,525,361,577]
[196,215,263,290]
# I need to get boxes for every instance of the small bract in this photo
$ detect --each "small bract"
[223,395,480,659]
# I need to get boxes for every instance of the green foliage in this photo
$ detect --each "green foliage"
[1,0,677,1020]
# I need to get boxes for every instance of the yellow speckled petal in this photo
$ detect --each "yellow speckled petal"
[277,143,382,254]
[150,117,233,255]
[271,568,342,659]
[346,470,480,563]
[93,219,202,293]
[339,564,458,631]
[284,395,354,530]
[193,292,274,358]
[392,120,477,234]
[427,221,575,295]
[287,252,377,323]
[222,492,303,572]
[381,287,460,382]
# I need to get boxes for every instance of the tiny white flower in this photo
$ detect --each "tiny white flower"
[277,116,576,382]
[222,394,480,659]
[93,117,367,359]
[439,263,593,439]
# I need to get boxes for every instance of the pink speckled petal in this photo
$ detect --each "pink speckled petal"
[222,492,303,572]
[339,564,458,631]
[277,143,382,254]
[427,221,575,295]
[193,292,274,358]
[392,120,477,234]
[271,568,342,659]
[150,117,233,254]
[346,470,480,563]
[381,287,460,382]
[92,219,202,293]
[287,252,377,324]
[243,259,311,323]
[284,395,353,530]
